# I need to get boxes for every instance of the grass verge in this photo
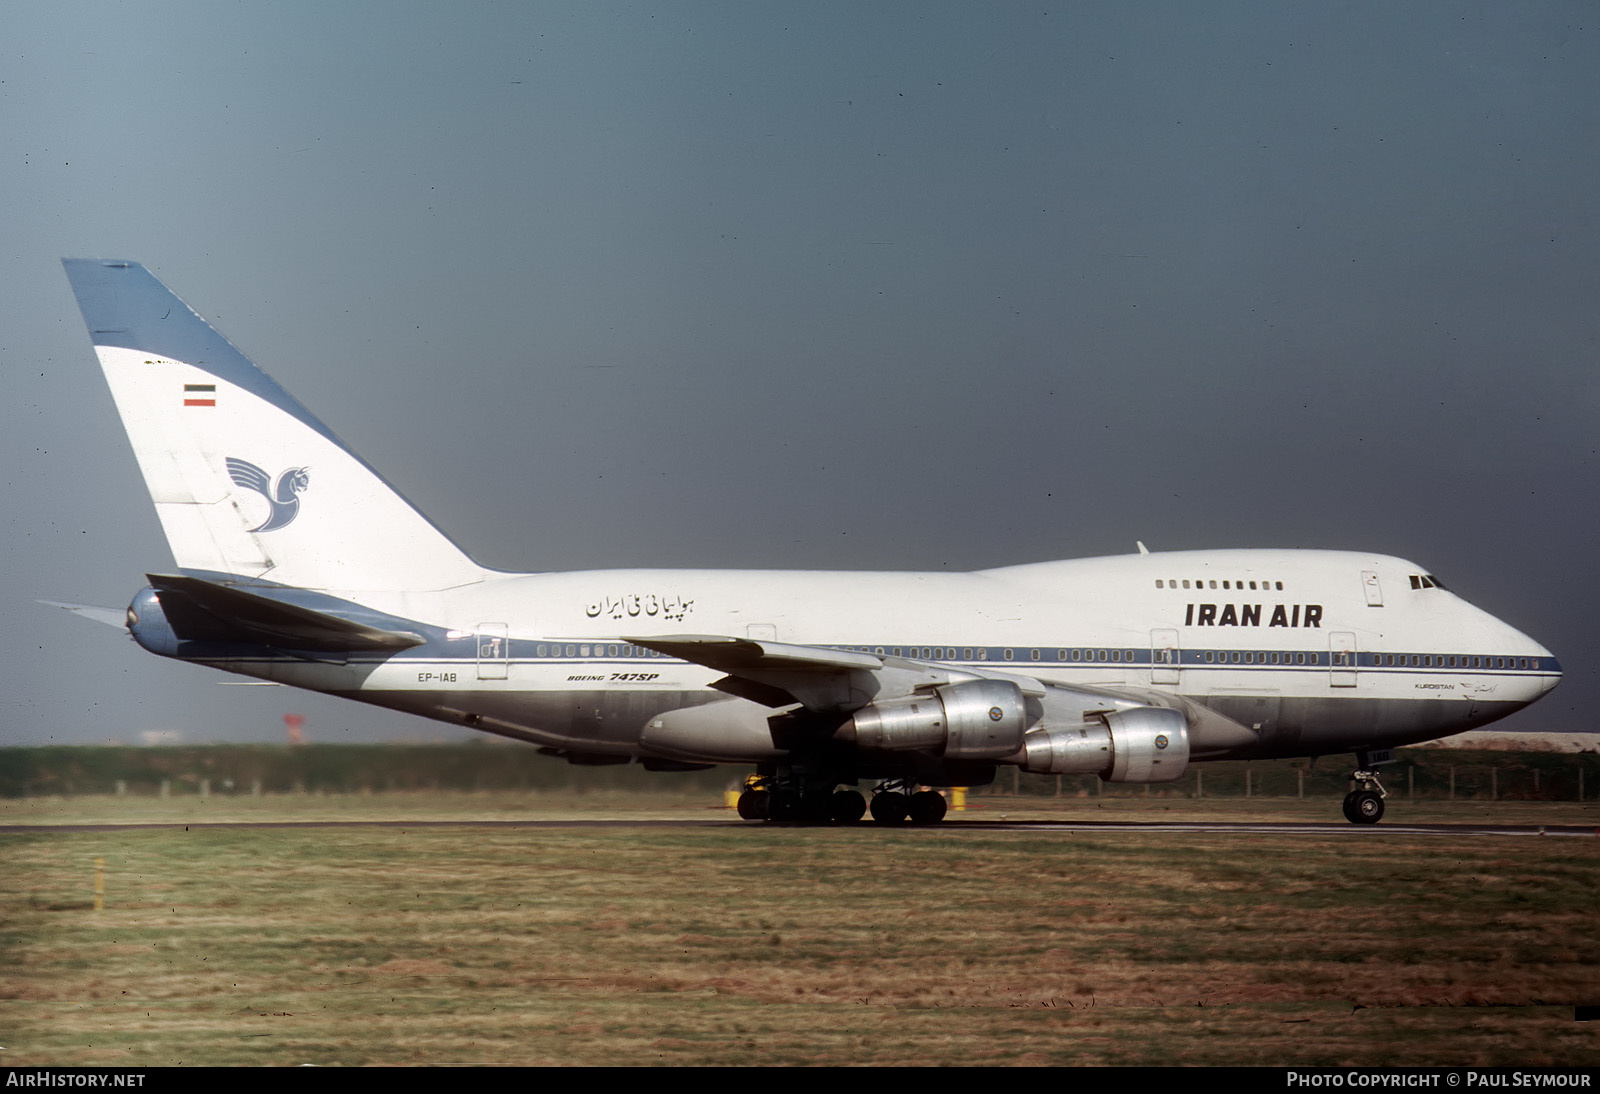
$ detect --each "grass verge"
[0,794,1596,1066]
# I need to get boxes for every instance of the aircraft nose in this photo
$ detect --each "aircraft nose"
[1481,608,1561,703]
[1513,629,1561,698]
[1539,652,1562,696]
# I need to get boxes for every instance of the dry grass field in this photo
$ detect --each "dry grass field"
[1,791,1597,1066]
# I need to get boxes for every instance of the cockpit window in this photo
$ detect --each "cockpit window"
[1409,574,1447,590]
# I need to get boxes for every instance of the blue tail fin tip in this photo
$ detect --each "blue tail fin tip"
[62,258,342,450]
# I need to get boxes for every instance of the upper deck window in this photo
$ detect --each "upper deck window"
[1163,575,1284,591]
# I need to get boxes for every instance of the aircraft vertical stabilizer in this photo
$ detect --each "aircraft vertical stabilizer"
[62,260,484,593]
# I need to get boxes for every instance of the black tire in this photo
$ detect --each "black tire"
[1350,790,1384,824]
[767,790,802,822]
[869,791,909,824]
[907,790,948,825]
[736,789,770,821]
[799,793,836,824]
[831,789,867,824]
[1343,789,1384,825]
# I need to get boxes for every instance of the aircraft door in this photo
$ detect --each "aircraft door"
[1362,571,1384,607]
[1150,628,1180,685]
[1329,631,1357,688]
[476,622,509,680]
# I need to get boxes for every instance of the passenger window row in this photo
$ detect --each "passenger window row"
[516,645,1539,672]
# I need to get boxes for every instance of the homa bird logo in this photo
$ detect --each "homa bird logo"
[226,457,310,532]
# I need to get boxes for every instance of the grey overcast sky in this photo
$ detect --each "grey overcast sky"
[4,2,1596,745]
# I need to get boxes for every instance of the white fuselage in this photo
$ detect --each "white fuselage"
[191,548,1558,763]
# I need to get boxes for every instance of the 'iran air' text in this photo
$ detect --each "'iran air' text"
[1185,603,1323,628]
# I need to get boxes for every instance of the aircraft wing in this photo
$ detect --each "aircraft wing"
[629,633,1257,754]
[628,634,890,709]
[628,634,882,672]
[629,633,1055,712]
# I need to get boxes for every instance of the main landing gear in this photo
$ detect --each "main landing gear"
[736,778,867,824]
[1341,765,1388,825]
[735,776,948,825]
[868,779,948,825]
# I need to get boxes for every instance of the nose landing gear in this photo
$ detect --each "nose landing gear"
[1341,764,1388,825]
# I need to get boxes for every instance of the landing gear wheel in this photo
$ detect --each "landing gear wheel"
[766,789,804,822]
[736,789,770,821]
[831,789,867,824]
[907,790,948,825]
[870,791,909,824]
[1342,760,1389,825]
[1342,789,1384,825]
[799,793,836,824]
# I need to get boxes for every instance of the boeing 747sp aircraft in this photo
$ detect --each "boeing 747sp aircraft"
[60,259,1562,825]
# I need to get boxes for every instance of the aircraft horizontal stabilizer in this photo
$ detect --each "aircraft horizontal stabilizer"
[39,600,127,629]
[146,574,424,652]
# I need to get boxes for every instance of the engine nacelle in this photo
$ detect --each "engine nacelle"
[640,699,787,763]
[839,679,1028,760]
[1015,705,1189,782]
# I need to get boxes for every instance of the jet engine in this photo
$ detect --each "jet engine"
[836,679,1028,759]
[1014,705,1189,782]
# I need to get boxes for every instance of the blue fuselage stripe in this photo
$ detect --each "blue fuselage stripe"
[185,640,1561,678]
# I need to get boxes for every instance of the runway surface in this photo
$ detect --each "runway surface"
[3,818,1596,837]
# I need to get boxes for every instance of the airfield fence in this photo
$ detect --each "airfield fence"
[1000,747,1599,803]
[0,743,731,799]
[0,744,1596,802]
